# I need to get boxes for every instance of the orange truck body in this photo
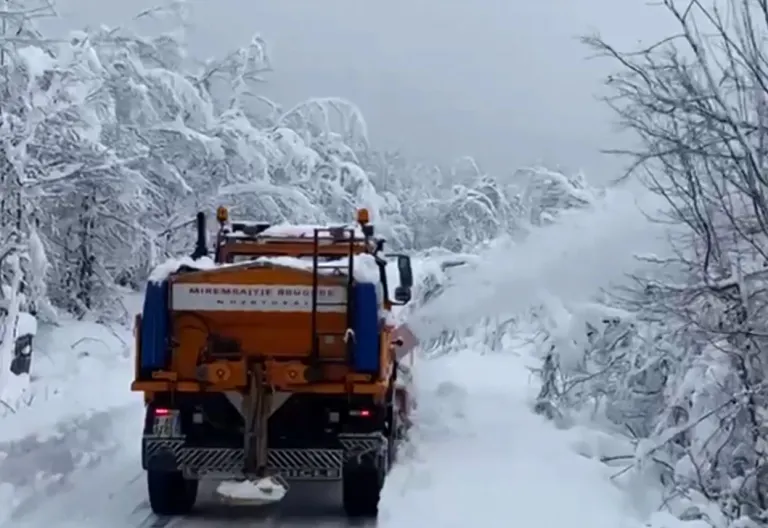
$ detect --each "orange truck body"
[132,209,418,519]
[132,263,396,397]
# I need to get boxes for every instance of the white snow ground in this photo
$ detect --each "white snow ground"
[380,342,639,528]
[0,316,139,527]
[5,343,646,528]
[1,185,687,528]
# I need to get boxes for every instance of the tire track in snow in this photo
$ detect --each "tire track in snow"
[131,481,373,528]
[1,403,144,526]
[136,512,175,528]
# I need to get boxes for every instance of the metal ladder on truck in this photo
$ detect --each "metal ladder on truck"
[242,228,356,484]
[309,227,356,369]
[243,227,355,482]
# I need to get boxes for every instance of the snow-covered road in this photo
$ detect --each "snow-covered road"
[380,348,638,528]
[7,344,640,528]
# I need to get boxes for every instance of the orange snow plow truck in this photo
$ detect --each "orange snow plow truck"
[131,207,417,519]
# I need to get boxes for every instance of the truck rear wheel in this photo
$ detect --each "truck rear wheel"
[342,463,385,518]
[147,470,198,516]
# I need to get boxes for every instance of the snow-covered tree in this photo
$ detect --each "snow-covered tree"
[530,1,768,525]
[0,0,601,345]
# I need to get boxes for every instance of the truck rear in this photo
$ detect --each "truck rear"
[131,207,416,518]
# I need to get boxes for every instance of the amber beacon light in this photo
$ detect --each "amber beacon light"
[216,206,229,224]
[356,208,370,225]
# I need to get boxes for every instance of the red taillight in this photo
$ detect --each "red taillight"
[151,407,181,437]
[359,409,371,417]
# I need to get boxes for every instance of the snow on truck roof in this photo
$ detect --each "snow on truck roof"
[149,253,381,284]
[149,256,217,283]
[227,222,369,240]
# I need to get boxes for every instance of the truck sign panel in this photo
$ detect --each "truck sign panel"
[172,284,347,312]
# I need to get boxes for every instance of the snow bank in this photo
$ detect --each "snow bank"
[0,317,136,443]
[0,255,27,408]
[16,313,37,338]
[1,312,35,405]
[1,374,30,410]
[215,477,287,503]
[0,312,136,525]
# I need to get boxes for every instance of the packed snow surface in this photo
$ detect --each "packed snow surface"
[380,346,639,528]
[0,317,135,445]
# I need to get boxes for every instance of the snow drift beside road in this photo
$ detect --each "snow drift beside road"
[0,318,136,444]
[0,315,139,527]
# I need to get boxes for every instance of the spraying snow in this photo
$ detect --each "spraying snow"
[413,184,673,337]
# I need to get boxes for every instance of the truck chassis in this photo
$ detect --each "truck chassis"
[142,387,405,517]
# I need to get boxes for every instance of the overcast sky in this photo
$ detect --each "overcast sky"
[48,0,676,183]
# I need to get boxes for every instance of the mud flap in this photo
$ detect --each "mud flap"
[339,432,388,469]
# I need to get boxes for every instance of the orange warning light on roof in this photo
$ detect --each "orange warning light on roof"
[216,206,229,223]
[356,208,370,225]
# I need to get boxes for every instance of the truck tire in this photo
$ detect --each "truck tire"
[342,463,385,518]
[147,470,198,515]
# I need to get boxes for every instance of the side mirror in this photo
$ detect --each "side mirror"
[394,286,412,304]
[191,212,208,260]
[386,253,414,304]
[394,254,413,288]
